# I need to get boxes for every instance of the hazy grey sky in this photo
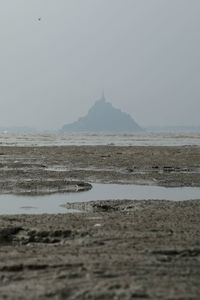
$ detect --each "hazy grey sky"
[0,0,200,129]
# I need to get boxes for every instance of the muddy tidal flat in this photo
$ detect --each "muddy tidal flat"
[0,145,200,299]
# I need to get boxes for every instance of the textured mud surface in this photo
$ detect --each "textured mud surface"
[0,145,200,190]
[0,179,92,195]
[0,200,200,299]
[0,145,200,299]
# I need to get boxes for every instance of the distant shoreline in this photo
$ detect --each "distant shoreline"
[0,131,200,147]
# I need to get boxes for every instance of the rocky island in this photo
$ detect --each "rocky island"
[61,94,143,132]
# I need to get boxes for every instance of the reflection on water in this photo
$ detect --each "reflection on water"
[0,184,199,215]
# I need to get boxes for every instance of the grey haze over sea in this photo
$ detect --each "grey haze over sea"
[0,132,200,147]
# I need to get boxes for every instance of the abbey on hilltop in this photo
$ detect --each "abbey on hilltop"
[61,93,143,132]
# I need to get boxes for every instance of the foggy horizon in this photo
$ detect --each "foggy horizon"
[0,0,200,130]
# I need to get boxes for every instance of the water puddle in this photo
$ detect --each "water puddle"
[0,184,199,215]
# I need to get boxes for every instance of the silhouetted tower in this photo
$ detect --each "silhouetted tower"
[101,91,106,102]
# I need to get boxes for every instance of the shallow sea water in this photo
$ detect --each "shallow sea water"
[0,131,200,146]
[0,184,199,215]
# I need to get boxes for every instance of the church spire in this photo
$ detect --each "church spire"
[101,90,106,102]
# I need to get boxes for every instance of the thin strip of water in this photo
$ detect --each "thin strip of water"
[0,184,199,215]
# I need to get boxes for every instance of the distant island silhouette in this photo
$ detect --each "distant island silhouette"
[61,94,143,132]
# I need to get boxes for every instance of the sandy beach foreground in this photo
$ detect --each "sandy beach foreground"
[0,145,200,299]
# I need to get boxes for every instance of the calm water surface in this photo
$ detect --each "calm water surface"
[0,184,199,215]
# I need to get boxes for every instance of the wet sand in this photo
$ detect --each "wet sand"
[0,145,200,299]
[0,145,200,191]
